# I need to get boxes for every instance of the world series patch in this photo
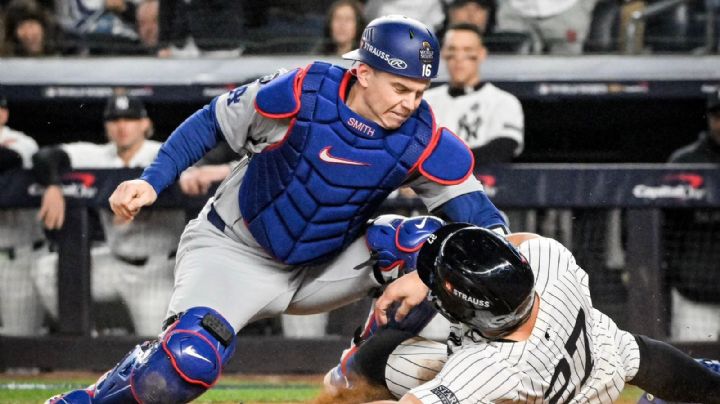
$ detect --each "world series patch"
[430,385,460,404]
[419,41,434,63]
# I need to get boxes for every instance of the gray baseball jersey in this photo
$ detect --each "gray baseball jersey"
[423,83,524,154]
[166,72,493,333]
[388,237,641,403]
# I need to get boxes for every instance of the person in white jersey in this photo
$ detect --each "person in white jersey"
[324,220,720,403]
[424,23,524,164]
[0,93,45,336]
[31,94,185,336]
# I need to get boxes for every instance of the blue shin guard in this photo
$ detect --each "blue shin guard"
[47,307,236,404]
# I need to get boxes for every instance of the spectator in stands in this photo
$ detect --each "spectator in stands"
[665,89,720,342]
[31,94,185,336]
[53,0,139,55]
[424,23,524,163]
[445,0,494,34]
[134,0,158,53]
[157,0,245,57]
[2,0,59,56]
[0,93,45,336]
[363,0,445,34]
[669,90,720,163]
[495,0,598,54]
[313,0,364,56]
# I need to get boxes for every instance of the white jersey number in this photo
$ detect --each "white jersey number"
[422,64,433,78]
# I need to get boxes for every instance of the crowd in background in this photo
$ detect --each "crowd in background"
[0,0,719,57]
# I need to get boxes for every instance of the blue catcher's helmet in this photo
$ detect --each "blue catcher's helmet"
[343,15,440,79]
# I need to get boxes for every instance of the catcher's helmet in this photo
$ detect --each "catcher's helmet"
[343,15,440,79]
[417,224,535,339]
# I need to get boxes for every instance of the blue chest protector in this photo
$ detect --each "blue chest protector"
[239,62,435,265]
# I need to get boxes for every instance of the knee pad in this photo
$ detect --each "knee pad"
[90,307,236,403]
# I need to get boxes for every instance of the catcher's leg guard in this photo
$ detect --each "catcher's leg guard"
[47,307,236,404]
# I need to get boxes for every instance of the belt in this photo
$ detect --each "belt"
[0,241,46,261]
[207,204,227,233]
[115,250,177,267]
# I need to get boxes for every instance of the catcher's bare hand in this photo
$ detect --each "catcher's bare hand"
[374,271,429,326]
[109,179,157,221]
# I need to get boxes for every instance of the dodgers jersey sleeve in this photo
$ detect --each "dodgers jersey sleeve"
[141,71,290,194]
[408,174,508,231]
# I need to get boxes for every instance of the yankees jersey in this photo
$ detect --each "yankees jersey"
[62,140,185,258]
[423,83,524,155]
[409,237,641,403]
[0,126,41,248]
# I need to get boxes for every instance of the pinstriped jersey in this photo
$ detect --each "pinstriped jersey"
[409,237,641,403]
[0,126,41,247]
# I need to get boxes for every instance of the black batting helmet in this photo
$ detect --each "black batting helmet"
[417,224,535,339]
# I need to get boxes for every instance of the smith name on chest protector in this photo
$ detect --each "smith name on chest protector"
[240,62,473,265]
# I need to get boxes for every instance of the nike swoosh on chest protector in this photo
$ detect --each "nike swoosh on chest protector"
[319,146,370,166]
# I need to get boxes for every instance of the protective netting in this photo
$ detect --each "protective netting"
[505,208,629,329]
[663,209,720,341]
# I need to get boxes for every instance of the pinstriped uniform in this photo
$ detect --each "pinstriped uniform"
[387,237,641,403]
[31,140,186,336]
[0,127,43,335]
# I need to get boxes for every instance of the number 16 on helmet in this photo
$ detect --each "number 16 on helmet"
[343,15,440,80]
